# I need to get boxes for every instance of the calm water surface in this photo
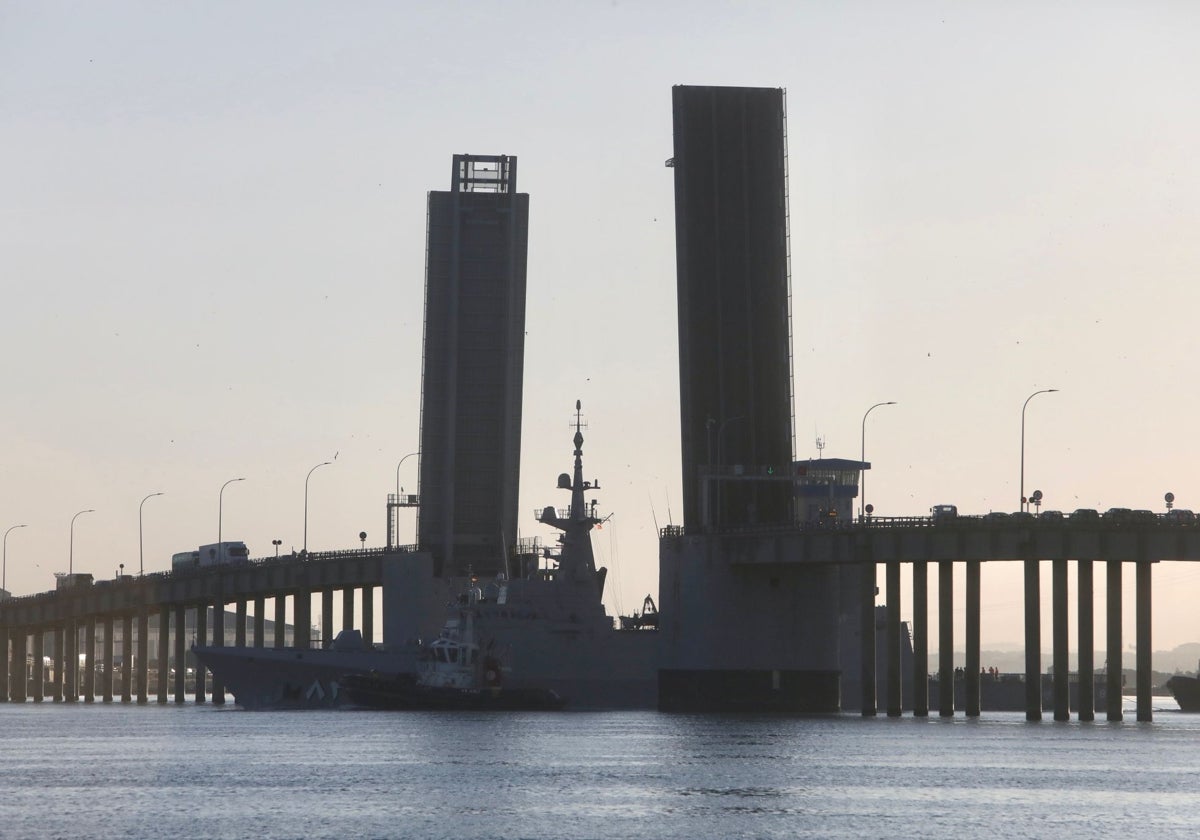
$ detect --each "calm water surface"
[2,700,1198,839]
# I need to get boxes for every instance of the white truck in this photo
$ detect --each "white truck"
[172,541,250,570]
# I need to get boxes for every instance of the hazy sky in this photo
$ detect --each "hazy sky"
[4,1,1200,654]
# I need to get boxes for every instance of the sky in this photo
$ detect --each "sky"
[3,1,1200,655]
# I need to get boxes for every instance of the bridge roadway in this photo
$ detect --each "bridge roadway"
[0,546,415,705]
[666,514,1200,722]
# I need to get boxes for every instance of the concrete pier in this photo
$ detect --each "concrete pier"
[52,627,64,702]
[274,596,286,648]
[295,591,311,649]
[64,621,77,702]
[84,620,96,703]
[102,616,114,702]
[32,630,44,702]
[212,601,225,704]
[1052,559,1069,721]
[342,588,354,633]
[136,609,149,704]
[157,606,169,703]
[173,605,186,703]
[321,588,334,647]
[938,560,953,716]
[235,600,247,648]
[1137,560,1152,722]
[1106,559,1122,721]
[965,560,980,717]
[1024,558,1041,721]
[860,560,876,716]
[912,560,928,717]
[1078,560,1094,721]
[886,561,901,717]
[0,626,9,701]
[253,596,265,647]
[362,586,374,645]
[10,629,26,702]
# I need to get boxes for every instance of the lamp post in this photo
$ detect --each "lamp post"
[395,451,419,499]
[3,524,28,591]
[304,462,332,553]
[69,509,94,575]
[218,478,245,553]
[860,401,897,520]
[1020,389,1058,512]
[138,492,164,576]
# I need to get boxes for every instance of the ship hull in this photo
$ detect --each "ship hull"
[1166,675,1200,711]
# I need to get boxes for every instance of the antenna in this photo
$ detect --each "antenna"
[665,489,674,527]
[647,490,660,532]
[815,435,826,457]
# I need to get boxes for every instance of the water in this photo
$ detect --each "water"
[2,701,1198,839]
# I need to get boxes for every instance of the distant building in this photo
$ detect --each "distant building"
[417,155,530,577]
[670,85,795,531]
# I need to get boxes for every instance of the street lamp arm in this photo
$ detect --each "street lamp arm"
[3,523,28,592]
[1020,389,1059,512]
[304,461,333,553]
[139,492,165,576]
[69,509,95,576]
[860,402,897,519]
[396,451,420,498]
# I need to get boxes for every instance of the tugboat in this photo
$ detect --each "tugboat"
[342,593,565,710]
[1166,661,1200,712]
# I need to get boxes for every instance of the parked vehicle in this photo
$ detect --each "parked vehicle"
[172,542,250,570]
[1165,509,1196,524]
[930,504,958,523]
[1071,508,1099,521]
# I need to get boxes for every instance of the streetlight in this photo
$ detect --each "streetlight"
[1020,388,1059,512]
[219,478,246,552]
[138,492,164,576]
[3,524,28,591]
[304,462,332,553]
[395,451,419,499]
[69,509,94,575]
[860,402,897,520]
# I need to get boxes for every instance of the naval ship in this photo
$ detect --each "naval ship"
[193,402,660,709]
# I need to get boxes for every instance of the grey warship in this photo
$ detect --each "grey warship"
[193,402,660,709]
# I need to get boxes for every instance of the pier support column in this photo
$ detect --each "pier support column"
[102,616,114,702]
[32,629,45,702]
[886,561,902,717]
[1052,559,1069,721]
[1077,561,1094,721]
[84,620,97,703]
[342,587,355,634]
[10,630,26,702]
[362,586,374,645]
[136,609,149,704]
[295,591,312,650]
[938,560,954,717]
[1106,559,1122,721]
[1023,559,1042,721]
[912,560,928,717]
[1136,560,1152,723]
[64,622,77,702]
[194,605,207,703]
[173,605,186,703]
[253,597,265,647]
[157,605,170,703]
[211,602,225,705]
[0,625,9,701]
[965,560,981,717]
[860,560,877,716]
[52,627,64,702]
[321,588,334,648]
[122,613,133,703]
[235,600,247,648]
[274,596,286,648]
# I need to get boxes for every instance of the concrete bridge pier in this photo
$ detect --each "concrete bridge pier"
[965,560,981,717]
[321,588,335,647]
[194,605,207,703]
[274,596,286,648]
[1024,558,1042,721]
[32,629,45,702]
[859,559,876,716]
[938,560,954,717]
[173,605,186,703]
[211,601,225,704]
[102,616,115,702]
[1136,560,1152,722]
[1077,561,1094,721]
[886,561,902,717]
[52,627,64,702]
[83,620,97,703]
[912,560,929,717]
[157,606,170,703]
[136,610,149,704]
[235,600,247,648]
[1052,559,1069,721]
[1106,559,1122,721]
[0,625,8,701]
[64,622,77,702]
[253,597,265,647]
[10,629,26,702]
[295,591,312,649]
[362,586,375,645]
[120,614,133,703]
[342,587,355,634]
